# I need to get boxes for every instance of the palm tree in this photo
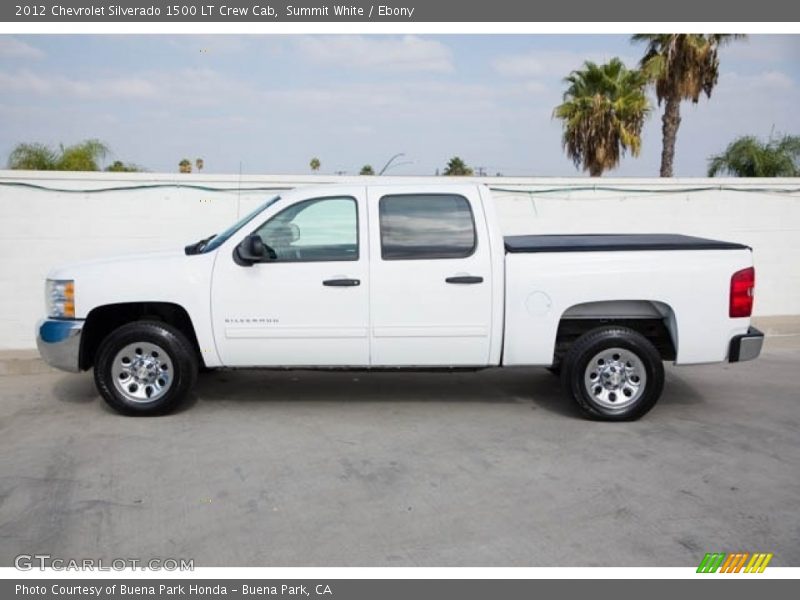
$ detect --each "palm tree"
[8,139,109,171]
[309,157,321,172]
[553,58,650,177]
[195,158,204,172]
[359,164,375,175]
[178,158,192,173]
[633,34,743,177]
[443,156,473,176]
[708,134,800,177]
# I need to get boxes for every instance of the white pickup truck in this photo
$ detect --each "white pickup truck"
[36,183,763,420]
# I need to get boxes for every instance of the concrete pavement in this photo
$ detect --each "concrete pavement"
[0,336,798,567]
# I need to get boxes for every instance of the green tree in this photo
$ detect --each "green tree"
[309,157,321,172]
[179,158,192,173]
[105,160,142,173]
[7,143,58,170]
[8,139,110,171]
[195,158,204,172]
[359,164,375,175]
[708,134,800,177]
[443,156,473,176]
[56,139,109,171]
[633,34,743,177]
[553,58,650,177]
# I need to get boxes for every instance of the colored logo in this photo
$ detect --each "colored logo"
[697,552,773,573]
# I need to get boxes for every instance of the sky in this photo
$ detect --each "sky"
[0,34,798,177]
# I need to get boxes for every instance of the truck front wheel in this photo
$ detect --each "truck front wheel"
[560,326,664,421]
[94,321,198,416]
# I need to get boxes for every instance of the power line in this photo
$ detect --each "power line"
[0,180,797,196]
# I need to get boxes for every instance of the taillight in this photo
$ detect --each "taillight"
[730,267,755,318]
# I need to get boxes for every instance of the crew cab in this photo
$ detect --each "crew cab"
[36,183,764,420]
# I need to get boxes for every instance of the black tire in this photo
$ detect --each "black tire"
[560,326,664,421]
[94,320,198,416]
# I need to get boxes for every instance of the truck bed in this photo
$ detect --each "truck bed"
[504,234,749,254]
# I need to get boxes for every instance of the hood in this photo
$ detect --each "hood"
[47,250,190,280]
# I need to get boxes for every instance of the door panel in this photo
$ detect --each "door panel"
[367,186,493,366]
[210,190,369,367]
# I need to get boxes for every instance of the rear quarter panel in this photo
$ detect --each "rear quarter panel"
[503,248,754,365]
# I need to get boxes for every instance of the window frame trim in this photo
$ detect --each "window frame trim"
[378,192,478,261]
[248,195,361,263]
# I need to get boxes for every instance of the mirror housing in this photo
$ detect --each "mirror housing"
[234,234,266,266]
[288,223,300,243]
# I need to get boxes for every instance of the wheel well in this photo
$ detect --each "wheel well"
[554,303,677,365]
[79,302,203,370]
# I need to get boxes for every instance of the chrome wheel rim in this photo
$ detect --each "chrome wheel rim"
[111,342,173,403]
[583,347,646,410]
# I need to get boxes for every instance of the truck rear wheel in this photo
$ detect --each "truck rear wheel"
[560,326,664,421]
[94,321,198,416]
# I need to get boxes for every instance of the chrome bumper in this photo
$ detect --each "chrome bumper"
[729,326,765,363]
[36,318,84,373]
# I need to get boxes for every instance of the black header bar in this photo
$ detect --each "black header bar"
[3,0,798,22]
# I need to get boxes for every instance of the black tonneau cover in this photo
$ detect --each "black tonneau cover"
[504,234,750,254]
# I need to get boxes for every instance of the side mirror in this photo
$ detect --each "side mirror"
[288,223,300,242]
[234,234,267,266]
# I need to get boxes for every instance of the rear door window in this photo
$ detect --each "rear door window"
[379,194,476,260]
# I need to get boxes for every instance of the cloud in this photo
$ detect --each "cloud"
[492,49,640,78]
[294,35,454,73]
[0,69,51,93]
[521,81,551,95]
[0,37,45,59]
[720,35,800,63]
[167,35,255,55]
[0,68,159,99]
[97,78,159,98]
[716,70,797,95]
[261,80,499,118]
[753,71,795,89]
[2,70,157,100]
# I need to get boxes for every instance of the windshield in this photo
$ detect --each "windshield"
[201,196,281,253]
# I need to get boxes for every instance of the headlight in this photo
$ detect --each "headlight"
[46,279,75,318]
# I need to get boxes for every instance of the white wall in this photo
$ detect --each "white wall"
[1,170,798,350]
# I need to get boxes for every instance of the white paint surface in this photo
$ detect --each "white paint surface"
[2,171,798,350]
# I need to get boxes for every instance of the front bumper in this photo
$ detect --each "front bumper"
[728,326,765,362]
[36,318,84,373]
